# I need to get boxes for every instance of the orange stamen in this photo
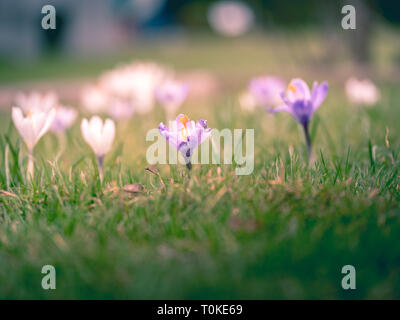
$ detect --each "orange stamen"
[288,84,297,94]
[178,114,189,128]
[178,114,190,141]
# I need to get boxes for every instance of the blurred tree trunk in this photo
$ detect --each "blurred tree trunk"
[318,1,342,66]
[344,0,374,67]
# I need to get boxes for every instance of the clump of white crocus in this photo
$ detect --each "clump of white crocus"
[345,77,380,107]
[81,116,115,181]
[12,92,57,178]
[15,91,58,113]
[107,98,134,122]
[99,61,169,114]
[80,85,109,114]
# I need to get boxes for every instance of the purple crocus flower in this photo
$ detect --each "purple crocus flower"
[267,78,328,160]
[249,76,286,107]
[158,114,211,170]
[51,106,78,134]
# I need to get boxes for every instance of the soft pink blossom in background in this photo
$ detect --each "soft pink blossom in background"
[248,76,286,108]
[80,85,109,114]
[207,1,254,37]
[156,79,189,117]
[345,77,380,107]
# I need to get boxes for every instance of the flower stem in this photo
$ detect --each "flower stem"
[27,149,34,180]
[303,123,313,163]
[97,155,104,182]
[184,161,192,190]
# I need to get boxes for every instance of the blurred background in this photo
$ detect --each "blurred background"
[0,0,399,104]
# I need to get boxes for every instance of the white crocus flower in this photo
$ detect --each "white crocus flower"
[15,91,58,113]
[99,61,169,114]
[81,116,115,181]
[12,104,56,178]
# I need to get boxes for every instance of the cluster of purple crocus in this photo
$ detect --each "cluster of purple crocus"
[158,77,328,171]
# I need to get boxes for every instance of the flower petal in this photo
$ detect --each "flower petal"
[37,108,56,141]
[266,104,293,115]
[311,81,328,111]
[101,119,115,155]
[287,78,311,102]
[12,107,35,150]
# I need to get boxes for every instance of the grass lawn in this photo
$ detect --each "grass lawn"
[0,32,399,299]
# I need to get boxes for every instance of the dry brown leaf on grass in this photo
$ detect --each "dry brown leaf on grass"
[344,178,352,186]
[368,188,379,198]
[228,216,257,232]
[0,190,18,198]
[268,176,282,185]
[123,184,145,194]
